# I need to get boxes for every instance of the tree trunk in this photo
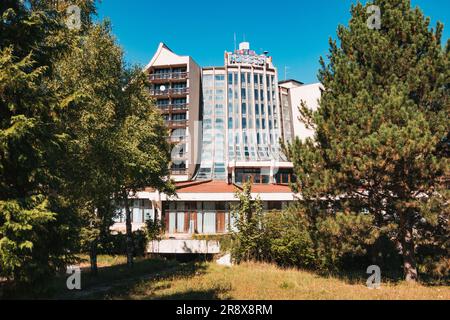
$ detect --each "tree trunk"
[400,212,418,282]
[123,190,134,268]
[90,241,98,275]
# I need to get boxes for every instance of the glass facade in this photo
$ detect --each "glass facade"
[163,201,290,234]
[226,68,281,163]
[197,70,227,180]
[197,45,285,183]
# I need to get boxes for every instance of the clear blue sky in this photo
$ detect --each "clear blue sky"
[97,0,449,84]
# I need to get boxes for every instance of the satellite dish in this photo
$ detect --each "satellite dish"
[160,85,166,92]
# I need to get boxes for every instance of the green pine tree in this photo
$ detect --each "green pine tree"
[0,0,79,284]
[286,0,449,281]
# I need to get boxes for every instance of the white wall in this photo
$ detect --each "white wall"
[289,83,323,141]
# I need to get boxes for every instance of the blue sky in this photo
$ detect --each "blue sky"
[97,0,449,84]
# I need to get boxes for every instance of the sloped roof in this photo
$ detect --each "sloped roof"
[175,180,292,194]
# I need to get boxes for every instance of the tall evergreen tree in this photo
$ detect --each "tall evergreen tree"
[286,0,449,281]
[0,0,79,284]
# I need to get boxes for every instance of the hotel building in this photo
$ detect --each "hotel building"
[112,41,322,253]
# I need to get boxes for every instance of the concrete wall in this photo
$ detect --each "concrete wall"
[148,239,220,254]
[187,57,202,179]
[288,83,323,140]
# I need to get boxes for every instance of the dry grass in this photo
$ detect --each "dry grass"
[105,261,449,300]
[78,254,128,269]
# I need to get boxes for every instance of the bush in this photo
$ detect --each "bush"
[145,218,165,242]
[230,182,265,263]
[231,201,379,272]
[99,230,147,257]
[262,210,315,268]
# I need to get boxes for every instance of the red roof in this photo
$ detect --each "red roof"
[175,180,292,194]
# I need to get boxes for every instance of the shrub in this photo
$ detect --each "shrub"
[99,230,147,257]
[145,218,165,242]
[313,212,379,271]
[262,210,315,268]
[230,182,265,263]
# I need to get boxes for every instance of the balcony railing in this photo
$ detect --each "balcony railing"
[157,103,188,112]
[170,136,187,143]
[150,88,189,96]
[170,169,187,175]
[165,120,187,128]
[149,72,188,81]
[172,153,188,160]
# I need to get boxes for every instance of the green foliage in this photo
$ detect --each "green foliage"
[284,0,449,280]
[262,210,315,268]
[0,0,174,285]
[96,231,148,257]
[313,212,379,271]
[145,218,165,242]
[230,182,265,263]
[0,0,80,284]
[230,193,379,272]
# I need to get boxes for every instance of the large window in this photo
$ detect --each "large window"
[275,169,295,184]
[235,168,270,184]
[114,199,153,223]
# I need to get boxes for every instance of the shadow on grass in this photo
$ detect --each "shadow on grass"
[155,288,231,300]
[314,268,448,287]
[56,256,225,300]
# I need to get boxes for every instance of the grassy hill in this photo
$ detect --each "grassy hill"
[41,255,449,300]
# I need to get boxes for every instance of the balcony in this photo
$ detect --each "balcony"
[170,136,187,143]
[172,153,188,161]
[150,88,189,97]
[170,169,187,175]
[149,72,188,82]
[165,120,187,128]
[157,103,188,113]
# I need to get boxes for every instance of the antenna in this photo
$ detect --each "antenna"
[243,33,246,42]
[234,33,237,51]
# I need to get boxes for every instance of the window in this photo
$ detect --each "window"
[157,99,169,106]
[203,213,216,234]
[173,98,186,105]
[242,117,247,129]
[173,82,186,89]
[241,103,247,115]
[172,113,186,121]
[130,199,153,223]
[171,128,185,140]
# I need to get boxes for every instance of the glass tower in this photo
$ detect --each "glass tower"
[197,42,284,182]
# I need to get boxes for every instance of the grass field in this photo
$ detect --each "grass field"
[43,255,450,300]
